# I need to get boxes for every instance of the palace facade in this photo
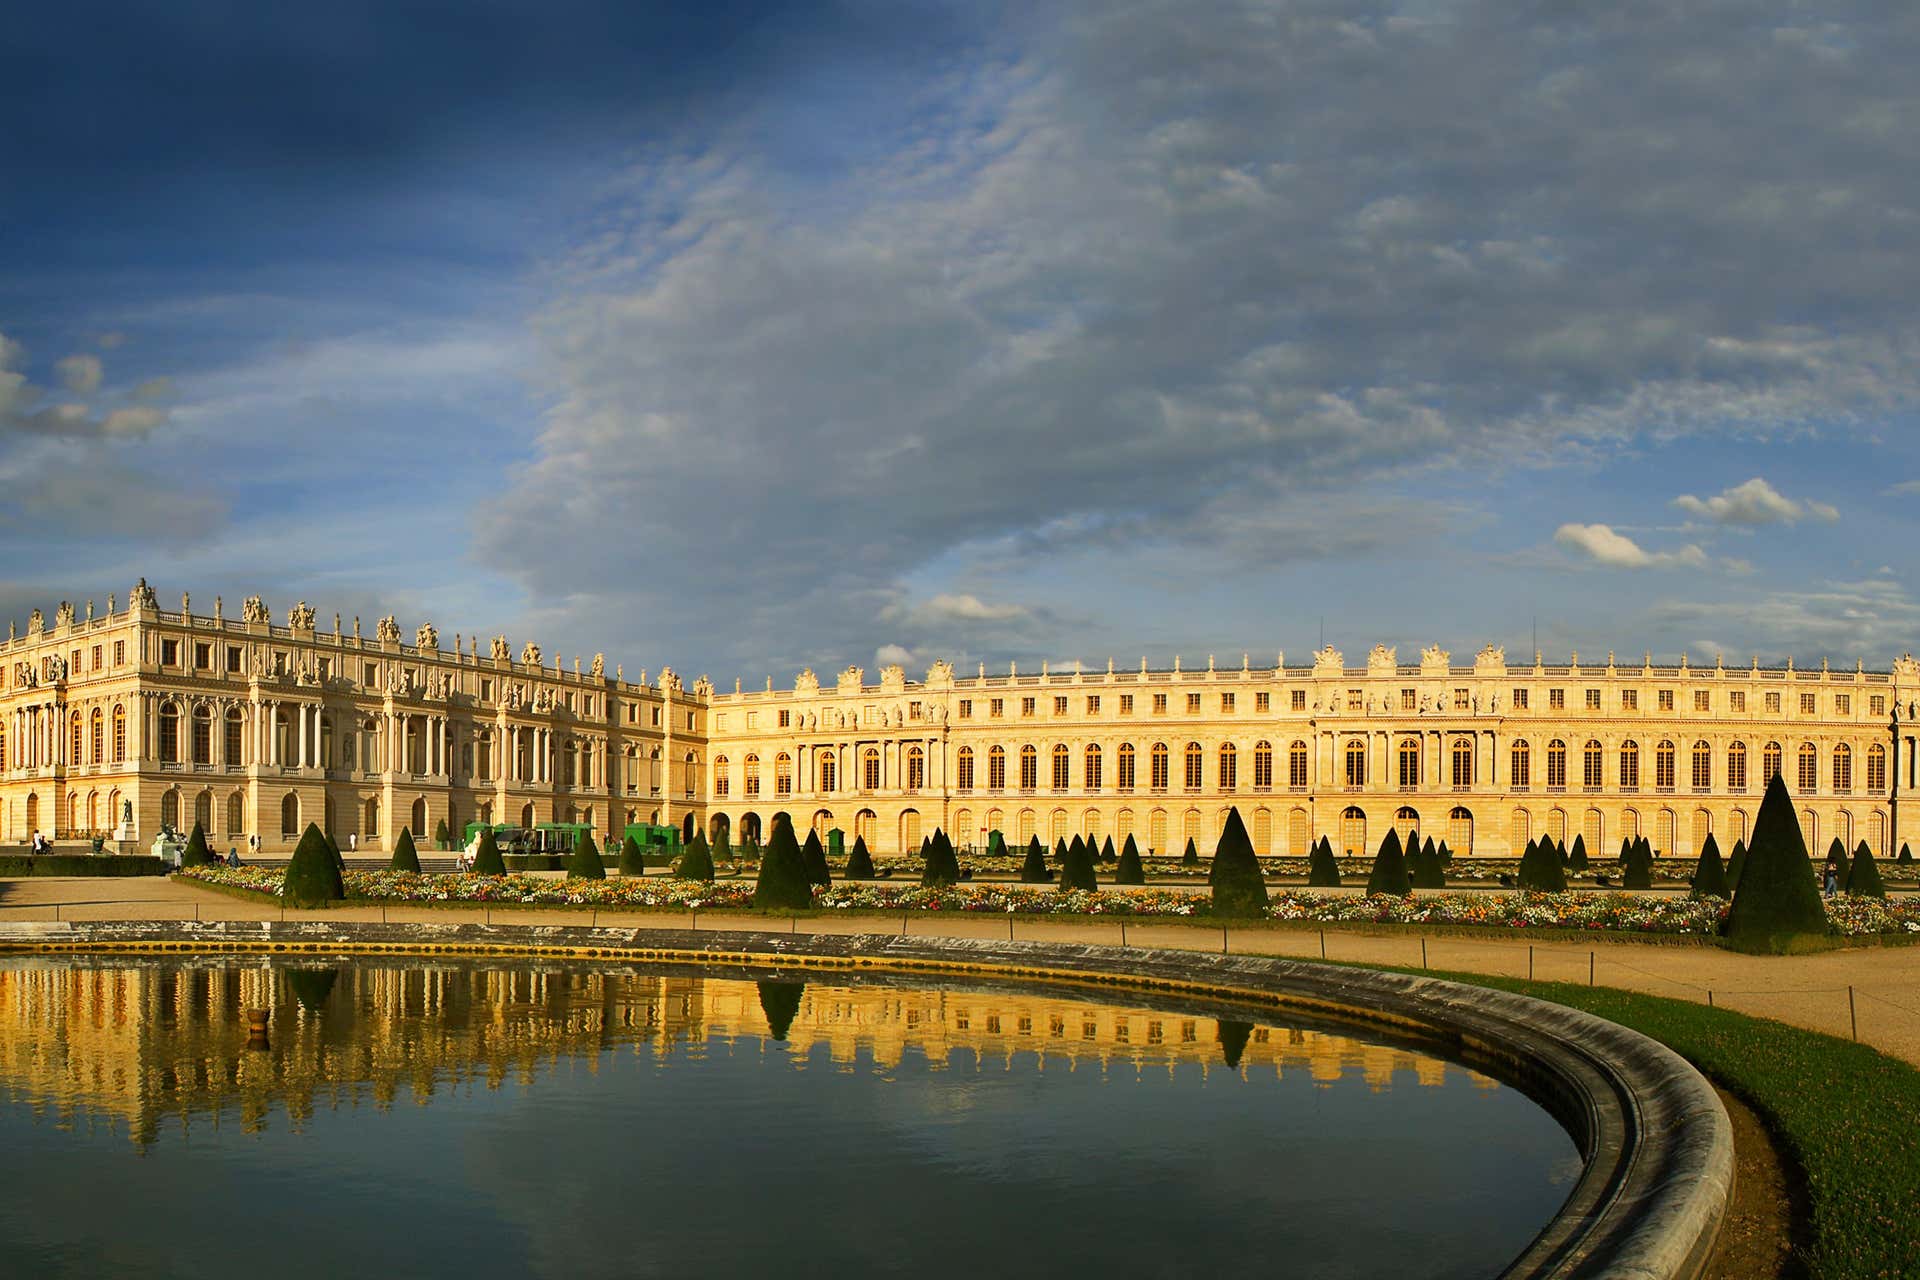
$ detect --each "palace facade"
[4,581,1918,860]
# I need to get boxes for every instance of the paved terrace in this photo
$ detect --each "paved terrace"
[3,873,1917,1067]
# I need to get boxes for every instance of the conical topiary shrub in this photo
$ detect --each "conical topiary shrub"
[1019,835,1051,884]
[1307,834,1341,887]
[1436,839,1452,864]
[802,829,831,887]
[1726,838,1746,888]
[434,817,451,850]
[390,827,422,873]
[1403,831,1424,884]
[1067,834,1087,875]
[1366,828,1411,897]
[1115,834,1146,885]
[1217,1019,1253,1070]
[1054,837,1068,865]
[845,834,875,879]
[283,822,344,907]
[1622,839,1654,889]
[674,830,714,881]
[1058,836,1098,892]
[1900,842,1914,865]
[326,829,345,875]
[1208,807,1270,918]
[1181,836,1199,869]
[1568,835,1589,871]
[753,817,813,909]
[712,825,733,868]
[179,820,215,867]
[568,831,606,880]
[1618,836,1633,865]
[921,828,961,887]
[1411,840,1447,889]
[618,832,646,876]
[472,825,506,875]
[1517,837,1568,892]
[1825,837,1850,887]
[1690,833,1729,899]
[1846,839,1886,899]
[1723,773,1829,950]
[1101,835,1117,864]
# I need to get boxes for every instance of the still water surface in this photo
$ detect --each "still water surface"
[0,956,1578,1278]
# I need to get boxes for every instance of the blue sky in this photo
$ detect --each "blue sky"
[4,1,1919,686]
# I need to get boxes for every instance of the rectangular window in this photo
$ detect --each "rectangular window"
[1872,695,1886,716]
[745,711,758,728]
[1186,692,1201,713]
[161,638,179,666]
[686,712,695,731]
[1347,689,1363,711]
[226,646,241,674]
[779,709,791,728]
[1119,694,1134,714]
[1765,691,1781,713]
[1021,750,1038,791]
[1454,688,1469,707]
[1585,689,1601,710]
[1730,690,1745,712]
[317,658,330,681]
[1401,688,1417,711]
[91,644,102,671]
[650,707,661,727]
[1220,692,1234,713]
[1836,694,1851,716]
[959,699,972,720]
[1512,688,1529,710]
[1695,690,1711,712]
[1291,690,1306,711]
[1021,696,1036,717]
[1255,692,1269,712]
[1659,689,1675,711]
[1153,693,1168,714]
[909,701,921,720]
[481,679,493,702]
[1622,690,1638,711]
[1800,693,1816,715]
[71,648,81,674]
[990,698,1004,718]
[1054,696,1068,715]
[113,640,124,666]
[365,663,378,686]
[1052,749,1069,790]
[1289,744,1308,789]
[1117,748,1134,791]
[1550,688,1565,710]
[194,642,211,670]
[1086,695,1100,714]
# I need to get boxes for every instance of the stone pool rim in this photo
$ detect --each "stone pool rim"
[0,919,1731,1280]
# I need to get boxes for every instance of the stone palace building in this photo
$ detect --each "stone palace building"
[4,581,1918,859]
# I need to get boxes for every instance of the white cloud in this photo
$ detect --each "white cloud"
[1885,480,1920,497]
[1672,477,1836,525]
[1555,523,1710,570]
[55,354,103,394]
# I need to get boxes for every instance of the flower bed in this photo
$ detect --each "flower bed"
[175,866,1920,934]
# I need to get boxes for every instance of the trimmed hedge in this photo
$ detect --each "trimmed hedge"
[1366,828,1411,897]
[567,832,606,880]
[1207,806,1269,918]
[390,828,422,874]
[1181,837,1199,868]
[1114,833,1146,885]
[283,822,344,907]
[180,821,215,868]
[0,855,164,878]
[472,826,506,876]
[1723,772,1828,950]
[753,817,813,909]
[1847,839,1886,899]
[434,817,451,850]
[1516,836,1567,892]
[1058,835,1097,892]
[801,829,831,887]
[504,854,566,871]
[618,833,647,876]
[1567,834,1589,871]
[1019,836,1051,885]
[756,980,805,1042]
[672,831,713,881]
[920,828,960,888]
[1690,832,1729,899]
[845,834,875,880]
[1306,835,1341,888]
[1622,838,1654,890]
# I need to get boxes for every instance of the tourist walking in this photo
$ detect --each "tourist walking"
[1823,862,1840,897]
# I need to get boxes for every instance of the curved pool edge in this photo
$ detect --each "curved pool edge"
[0,919,1731,1280]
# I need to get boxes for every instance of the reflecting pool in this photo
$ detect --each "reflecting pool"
[0,956,1579,1278]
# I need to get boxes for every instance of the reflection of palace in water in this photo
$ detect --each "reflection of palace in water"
[0,959,1495,1146]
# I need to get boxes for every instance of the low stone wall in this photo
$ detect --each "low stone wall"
[0,920,1730,1279]
[0,854,165,877]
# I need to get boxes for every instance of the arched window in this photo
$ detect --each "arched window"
[562,741,578,787]
[1218,742,1237,791]
[280,793,299,837]
[775,753,793,796]
[1510,740,1531,789]
[862,748,880,792]
[580,742,592,787]
[1020,744,1038,790]
[1288,740,1309,789]
[112,704,126,763]
[1344,739,1367,788]
[956,747,975,791]
[988,746,1007,790]
[1183,742,1203,791]
[1728,741,1749,792]
[227,792,245,835]
[1052,743,1070,791]
[410,798,428,836]
[1692,741,1712,792]
[1150,743,1169,791]
[1509,808,1531,849]
[194,790,212,831]
[1450,737,1474,788]
[1833,743,1853,793]
[1584,808,1604,854]
[1117,743,1136,790]
[744,753,761,798]
[1397,736,1421,788]
[1340,806,1367,858]
[0,724,8,771]
[713,755,731,798]
[70,714,82,769]
[1797,742,1818,794]
[1868,742,1887,793]
[1546,739,1567,789]
[89,708,103,764]
[1657,808,1677,857]
[680,751,698,800]
[225,708,244,767]
[1289,807,1310,855]
[192,705,213,765]
[158,702,180,763]
[1084,743,1102,791]
[1149,808,1168,851]
[1084,808,1102,842]
[1763,741,1783,783]
[1619,740,1640,790]
[906,745,925,791]
[160,789,179,830]
[1582,740,1604,790]
[1393,806,1419,844]
[1252,741,1272,790]
[1016,808,1035,843]
[1655,740,1676,791]
[1252,807,1271,854]
[1448,806,1474,856]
